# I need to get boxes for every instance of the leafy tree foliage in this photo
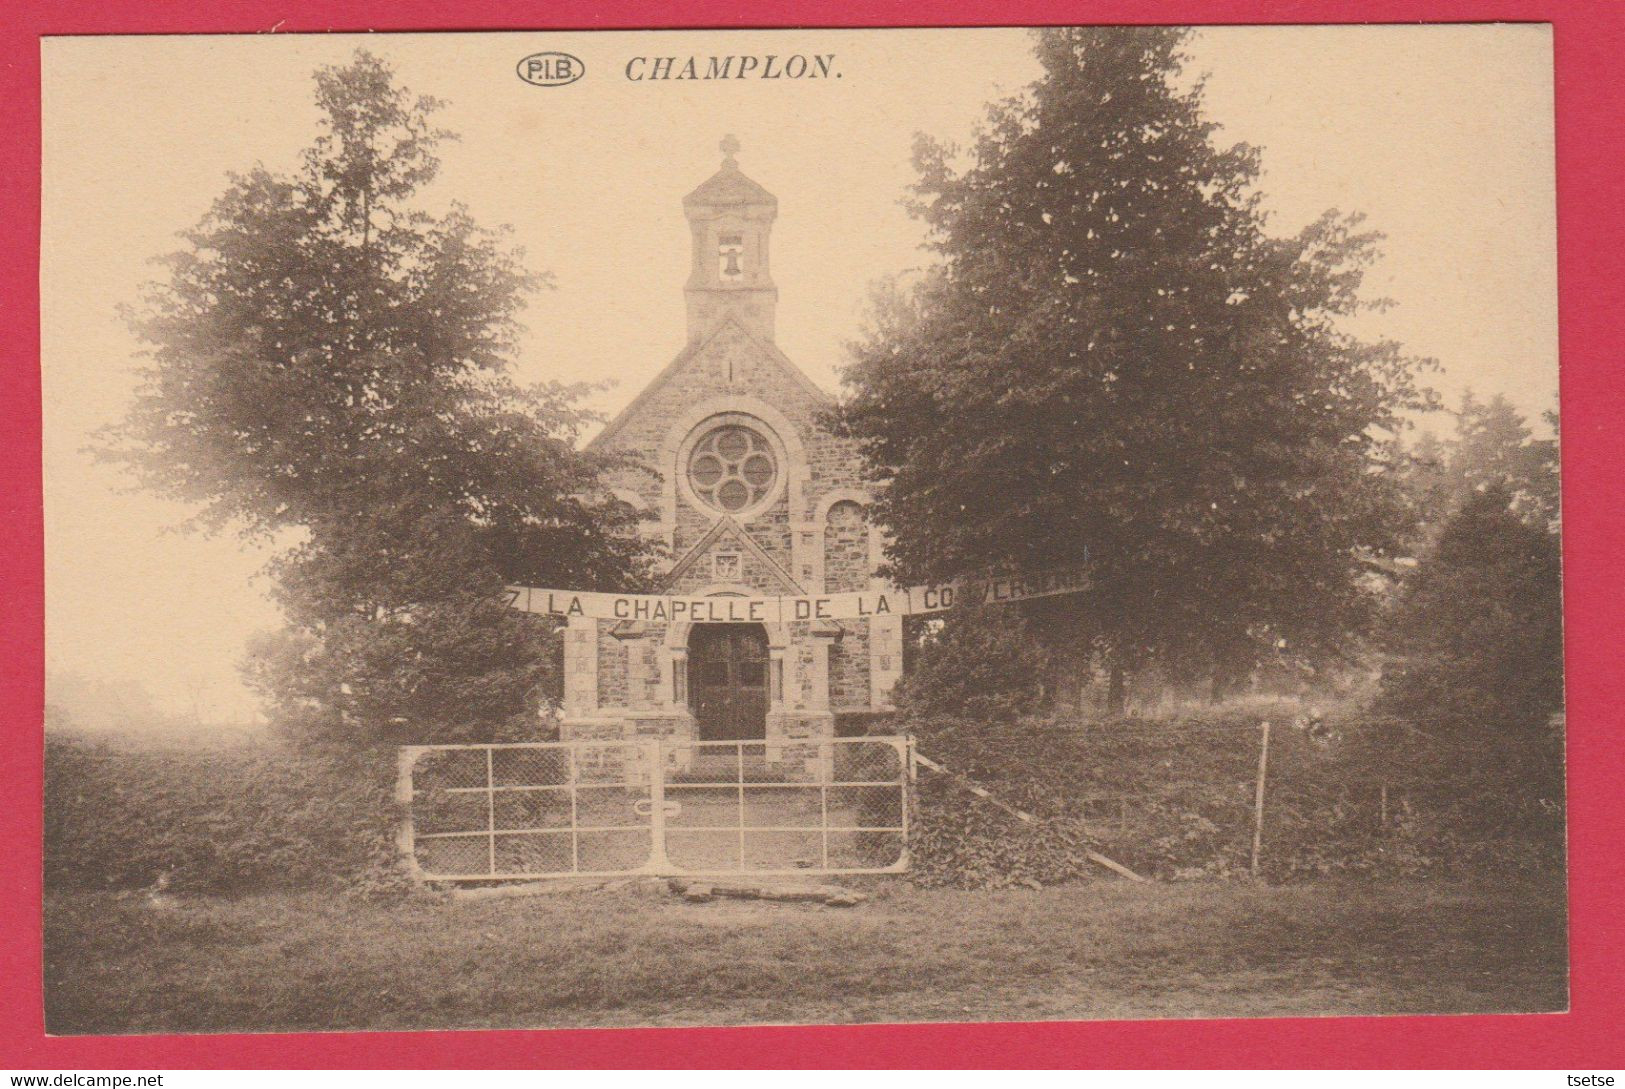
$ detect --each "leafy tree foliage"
[893,609,1054,721]
[1378,486,1564,739]
[838,28,1433,708]
[101,52,652,744]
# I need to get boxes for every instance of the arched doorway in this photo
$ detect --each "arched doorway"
[689,623,769,742]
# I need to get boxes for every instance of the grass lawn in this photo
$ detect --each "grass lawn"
[44,873,1567,1034]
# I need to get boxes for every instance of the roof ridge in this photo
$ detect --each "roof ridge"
[683,160,777,208]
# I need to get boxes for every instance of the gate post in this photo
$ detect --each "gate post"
[647,739,672,872]
[396,746,426,883]
[901,735,915,869]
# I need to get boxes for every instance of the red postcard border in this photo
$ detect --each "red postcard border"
[3,0,1620,1069]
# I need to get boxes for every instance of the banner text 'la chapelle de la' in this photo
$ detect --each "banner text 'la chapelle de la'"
[503,568,1089,625]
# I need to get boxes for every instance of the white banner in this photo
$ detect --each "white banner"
[503,567,1088,623]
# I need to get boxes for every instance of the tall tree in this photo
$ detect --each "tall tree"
[838,28,1433,711]
[1377,486,1563,740]
[101,51,652,744]
[1447,391,1560,530]
[1391,392,1560,549]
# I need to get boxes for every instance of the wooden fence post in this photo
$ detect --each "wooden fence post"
[1250,720,1271,878]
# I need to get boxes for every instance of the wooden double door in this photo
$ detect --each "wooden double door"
[689,623,769,742]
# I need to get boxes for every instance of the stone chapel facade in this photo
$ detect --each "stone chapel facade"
[557,139,904,752]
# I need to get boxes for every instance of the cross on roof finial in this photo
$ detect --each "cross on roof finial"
[720,134,741,163]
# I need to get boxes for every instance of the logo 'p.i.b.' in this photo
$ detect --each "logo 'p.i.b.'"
[517,52,585,87]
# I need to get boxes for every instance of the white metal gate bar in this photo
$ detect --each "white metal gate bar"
[399,736,912,881]
[659,737,911,876]
[402,740,656,881]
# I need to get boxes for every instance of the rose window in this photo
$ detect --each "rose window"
[687,425,778,513]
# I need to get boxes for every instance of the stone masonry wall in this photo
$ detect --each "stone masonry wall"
[597,319,869,575]
[596,622,630,709]
[828,624,871,711]
[598,321,824,512]
[581,315,877,732]
[823,500,869,593]
[825,499,872,709]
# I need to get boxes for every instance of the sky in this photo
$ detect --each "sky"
[40,26,1557,725]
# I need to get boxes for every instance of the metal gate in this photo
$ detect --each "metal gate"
[399,736,912,881]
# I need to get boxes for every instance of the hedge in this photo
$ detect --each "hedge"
[903,711,1565,888]
[44,735,406,896]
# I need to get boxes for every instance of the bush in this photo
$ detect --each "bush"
[910,772,1095,889]
[894,608,1053,720]
[902,710,1565,888]
[44,734,409,896]
[905,712,1260,886]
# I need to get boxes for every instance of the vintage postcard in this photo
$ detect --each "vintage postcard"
[39,26,1561,1035]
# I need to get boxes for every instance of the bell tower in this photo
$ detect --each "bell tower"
[683,135,779,344]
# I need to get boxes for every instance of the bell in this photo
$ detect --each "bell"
[722,250,742,277]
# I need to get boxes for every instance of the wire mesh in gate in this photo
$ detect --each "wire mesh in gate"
[661,737,909,875]
[401,736,911,880]
[407,741,655,880]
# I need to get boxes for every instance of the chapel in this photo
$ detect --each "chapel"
[557,138,904,752]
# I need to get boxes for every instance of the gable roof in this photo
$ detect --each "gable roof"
[586,312,833,453]
[660,515,804,596]
[684,160,777,209]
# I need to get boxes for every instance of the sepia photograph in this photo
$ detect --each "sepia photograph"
[38,24,1564,1036]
